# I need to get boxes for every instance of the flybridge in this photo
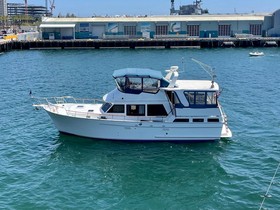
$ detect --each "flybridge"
[113,68,171,94]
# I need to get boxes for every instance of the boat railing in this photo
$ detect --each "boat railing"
[32,96,102,106]
[218,103,229,124]
[32,96,104,116]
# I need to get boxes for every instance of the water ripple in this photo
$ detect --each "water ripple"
[0,48,279,209]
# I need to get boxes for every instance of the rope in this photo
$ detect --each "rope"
[259,161,280,210]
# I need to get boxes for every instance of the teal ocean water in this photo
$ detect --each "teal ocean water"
[0,48,279,209]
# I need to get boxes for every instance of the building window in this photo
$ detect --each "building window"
[80,23,89,32]
[156,25,168,35]
[250,24,262,35]
[124,26,136,36]
[187,25,199,36]
[218,25,231,36]
[127,105,145,116]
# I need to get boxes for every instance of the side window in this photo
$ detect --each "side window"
[185,92,195,105]
[184,91,217,107]
[147,104,167,116]
[107,105,125,113]
[127,105,145,116]
[206,92,217,105]
[195,92,205,105]
[101,103,112,112]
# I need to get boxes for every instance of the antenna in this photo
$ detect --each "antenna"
[191,58,216,87]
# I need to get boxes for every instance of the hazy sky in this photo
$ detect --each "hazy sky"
[8,0,280,17]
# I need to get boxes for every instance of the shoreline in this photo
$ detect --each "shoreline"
[1,37,279,52]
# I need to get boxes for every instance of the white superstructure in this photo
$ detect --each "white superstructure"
[33,65,232,142]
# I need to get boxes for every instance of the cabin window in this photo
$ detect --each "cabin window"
[185,92,195,105]
[195,92,206,105]
[208,118,219,122]
[107,105,125,113]
[174,119,189,122]
[147,104,167,116]
[206,92,217,105]
[101,103,112,112]
[127,105,145,116]
[193,118,204,122]
[184,91,218,108]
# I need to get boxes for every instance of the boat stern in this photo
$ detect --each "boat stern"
[221,124,232,138]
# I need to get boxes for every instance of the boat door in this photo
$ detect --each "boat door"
[165,91,178,115]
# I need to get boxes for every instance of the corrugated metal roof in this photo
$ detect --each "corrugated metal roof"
[40,24,76,28]
[42,14,270,23]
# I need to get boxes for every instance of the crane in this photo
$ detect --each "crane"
[49,0,55,16]
[45,0,55,16]
[24,0,28,15]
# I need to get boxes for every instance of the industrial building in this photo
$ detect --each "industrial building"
[7,3,47,19]
[39,9,280,40]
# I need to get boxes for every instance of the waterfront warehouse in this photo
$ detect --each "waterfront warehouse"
[39,9,280,40]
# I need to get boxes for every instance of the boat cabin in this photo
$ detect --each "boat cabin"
[101,67,220,121]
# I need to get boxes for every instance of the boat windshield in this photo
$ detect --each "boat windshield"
[115,76,160,94]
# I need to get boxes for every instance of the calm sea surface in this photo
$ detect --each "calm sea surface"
[0,48,279,209]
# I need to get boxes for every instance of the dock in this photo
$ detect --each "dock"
[1,37,279,52]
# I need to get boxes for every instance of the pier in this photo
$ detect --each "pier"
[1,37,279,52]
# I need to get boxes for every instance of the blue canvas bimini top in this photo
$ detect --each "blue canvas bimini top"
[113,68,164,80]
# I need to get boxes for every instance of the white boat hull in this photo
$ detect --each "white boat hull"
[33,65,232,142]
[249,52,264,56]
[46,110,226,142]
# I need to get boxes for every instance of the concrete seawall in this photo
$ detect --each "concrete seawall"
[1,37,279,52]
